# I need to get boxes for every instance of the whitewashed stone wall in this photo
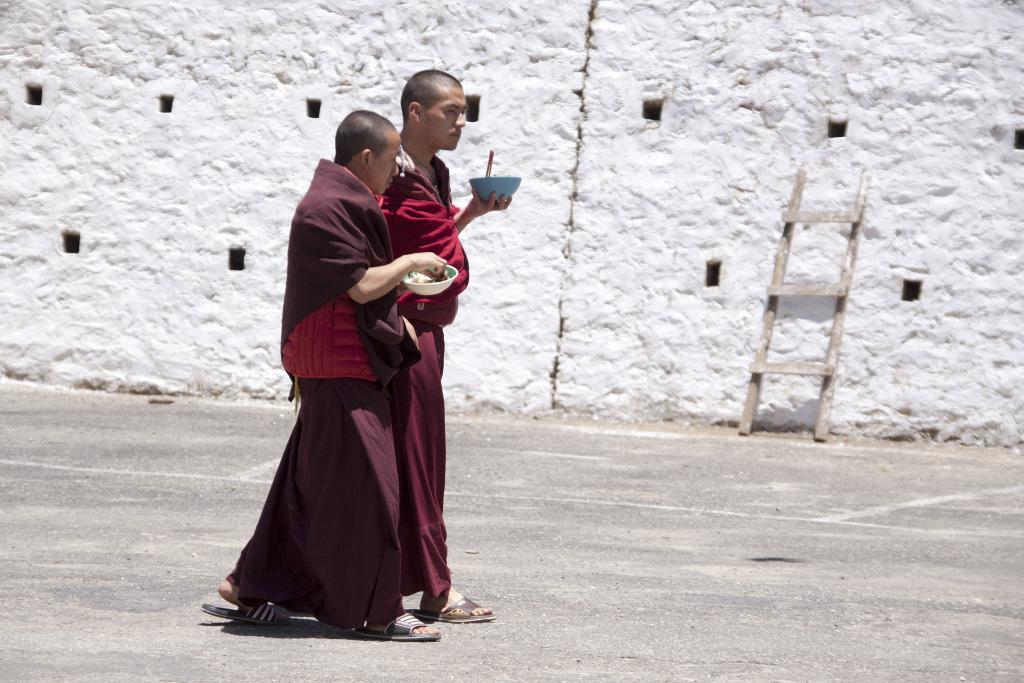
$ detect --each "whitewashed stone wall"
[2,1,1022,445]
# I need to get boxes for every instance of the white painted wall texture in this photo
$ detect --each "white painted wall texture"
[2,1,1022,445]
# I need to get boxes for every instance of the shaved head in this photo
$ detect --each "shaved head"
[334,110,397,165]
[400,70,463,123]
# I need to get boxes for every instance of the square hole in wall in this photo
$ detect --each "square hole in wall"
[705,259,722,287]
[61,230,80,254]
[465,95,480,122]
[1015,129,1024,150]
[159,94,174,113]
[643,99,664,122]
[26,84,43,106]
[306,98,321,119]
[902,279,922,301]
[228,247,246,271]
[828,119,847,138]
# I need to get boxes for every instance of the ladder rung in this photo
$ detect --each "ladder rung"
[751,362,834,376]
[768,283,848,297]
[782,210,860,224]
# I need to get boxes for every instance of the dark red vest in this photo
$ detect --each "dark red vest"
[281,296,377,381]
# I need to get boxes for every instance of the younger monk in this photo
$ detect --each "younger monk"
[382,70,511,623]
[201,110,447,642]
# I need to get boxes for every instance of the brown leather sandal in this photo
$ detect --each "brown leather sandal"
[412,595,496,624]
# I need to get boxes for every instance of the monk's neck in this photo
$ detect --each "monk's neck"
[400,133,438,170]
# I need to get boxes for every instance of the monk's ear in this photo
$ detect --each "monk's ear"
[358,148,373,168]
[408,101,422,123]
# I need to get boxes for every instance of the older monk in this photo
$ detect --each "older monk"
[381,70,511,624]
[201,110,446,642]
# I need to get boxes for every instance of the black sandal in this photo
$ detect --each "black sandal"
[200,602,285,625]
[352,613,441,642]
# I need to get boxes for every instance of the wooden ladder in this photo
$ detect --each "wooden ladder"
[738,168,871,442]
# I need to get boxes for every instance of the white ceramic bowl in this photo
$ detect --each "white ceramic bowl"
[402,265,458,296]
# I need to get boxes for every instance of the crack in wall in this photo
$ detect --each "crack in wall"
[550,0,598,410]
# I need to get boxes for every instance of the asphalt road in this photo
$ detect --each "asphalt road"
[1,382,1022,681]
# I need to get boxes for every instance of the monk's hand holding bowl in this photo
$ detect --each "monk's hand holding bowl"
[455,177,518,232]
[469,189,511,218]
[487,191,512,212]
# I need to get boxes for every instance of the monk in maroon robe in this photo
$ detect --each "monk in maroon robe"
[381,70,511,623]
[201,111,447,641]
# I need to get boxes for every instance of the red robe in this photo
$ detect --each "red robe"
[227,160,419,628]
[381,155,466,598]
[383,156,469,326]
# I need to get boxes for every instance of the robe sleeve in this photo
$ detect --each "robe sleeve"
[357,296,422,386]
[294,204,369,296]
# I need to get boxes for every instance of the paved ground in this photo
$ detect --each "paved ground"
[0,381,1022,681]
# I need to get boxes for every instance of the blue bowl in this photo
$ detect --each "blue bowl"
[469,176,521,201]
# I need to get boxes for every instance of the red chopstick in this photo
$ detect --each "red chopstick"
[485,150,494,177]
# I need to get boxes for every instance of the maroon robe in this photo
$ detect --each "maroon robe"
[381,156,466,599]
[390,319,449,597]
[227,160,419,629]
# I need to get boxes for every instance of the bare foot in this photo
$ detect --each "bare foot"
[217,579,253,609]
